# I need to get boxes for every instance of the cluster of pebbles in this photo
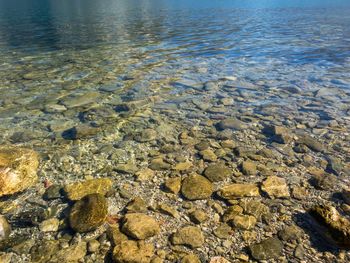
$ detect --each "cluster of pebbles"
[0,73,349,263]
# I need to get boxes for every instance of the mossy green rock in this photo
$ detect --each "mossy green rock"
[69,194,108,233]
[181,174,213,200]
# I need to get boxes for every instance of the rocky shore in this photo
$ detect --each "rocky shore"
[0,76,349,263]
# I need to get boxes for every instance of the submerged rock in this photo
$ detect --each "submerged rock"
[181,174,213,200]
[113,240,154,263]
[216,118,247,131]
[261,176,289,198]
[69,194,108,233]
[249,237,283,260]
[0,145,39,197]
[181,254,201,263]
[218,184,260,199]
[121,213,160,240]
[310,205,350,248]
[204,163,232,182]
[63,178,113,201]
[171,226,204,248]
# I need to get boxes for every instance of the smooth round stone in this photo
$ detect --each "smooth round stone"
[204,163,232,182]
[69,194,108,233]
[181,174,213,200]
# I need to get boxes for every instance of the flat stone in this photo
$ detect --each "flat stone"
[158,204,179,219]
[62,125,100,140]
[135,168,155,181]
[261,176,289,198]
[121,213,160,240]
[241,161,257,176]
[174,161,192,171]
[312,173,337,191]
[171,226,204,248]
[106,224,128,247]
[181,174,213,200]
[199,149,217,162]
[249,237,283,260]
[278,225,303,241]
[230,215,257,230]
[218,184,260,199]
[181,254,201,263]
[310,205,350,247]
[64,178,112,201]
[213,224,233,239]
[60,91,100,108]
[51,242,87,262]
[297,134,324,152]
[113,240,154,263]
[204,163,232,182]
[126,197,148,213]
[69,194,108,233]
[149,158,171,170]
[0,146,39,197]
[163,177,182,194]
[189,209,208,224]
[217,118,247,131]
[135,129,157,142]
[39,218,59,232]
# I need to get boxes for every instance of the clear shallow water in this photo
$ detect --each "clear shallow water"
[0,0,349,142]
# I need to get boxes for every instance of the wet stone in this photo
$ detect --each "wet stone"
[126,197,148,213]
[261,176,290,198]
[278,225,303,241]
[204,163,232,182]
[216,118,247,131]
[189,209,207,224]
[163,177,182,194]
[121,213,160,240]
[297,134,324,152]
[106,224,129,247]
[181,254,201,263]
[241,161,257,176]
[113,240,154,263]
[230,215,257,230]
[213,224,232,239]
[249,237,283,260]
[63,178,113,201]
[149,158,171,170]
[312,173,337,191]
[181,174,213,200]
[158,203,179,219]
[69,193,108,233]
[199,149,217,162]
[135,128,157,142]
[171,226,204,248]
[218,184,260,199]
[43,185,62,200]
[62,124,100,140]
[39,218,59,232]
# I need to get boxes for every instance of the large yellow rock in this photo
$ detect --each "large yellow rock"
[0,146,39,197]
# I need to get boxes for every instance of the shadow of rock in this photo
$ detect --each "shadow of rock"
[292,212,341,254]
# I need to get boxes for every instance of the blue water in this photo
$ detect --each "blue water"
[0,0,349,138]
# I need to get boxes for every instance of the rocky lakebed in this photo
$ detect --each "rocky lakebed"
[0,70,349,263]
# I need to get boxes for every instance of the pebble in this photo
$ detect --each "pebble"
[249,237,283,260]
[39,218,60,232]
